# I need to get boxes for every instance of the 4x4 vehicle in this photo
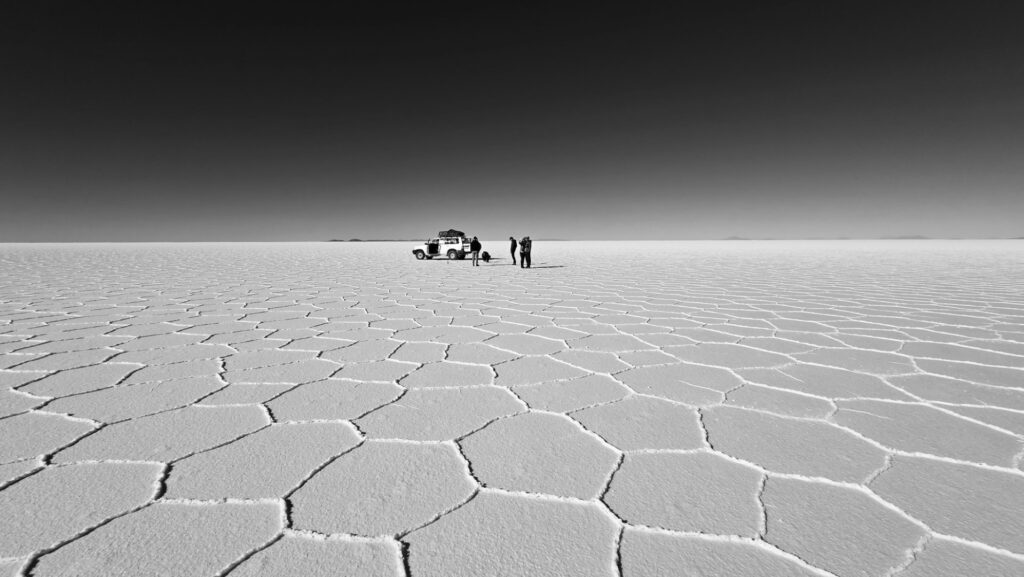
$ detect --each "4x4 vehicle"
[412,229,473,260]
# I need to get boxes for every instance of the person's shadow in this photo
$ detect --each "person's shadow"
[480,257,565,268]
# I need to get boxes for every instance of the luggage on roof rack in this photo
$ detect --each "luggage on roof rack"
[439,229,465,238]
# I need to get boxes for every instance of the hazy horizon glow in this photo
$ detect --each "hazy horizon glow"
[2,3,1022,241]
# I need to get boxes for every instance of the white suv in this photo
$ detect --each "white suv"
[412,231,472,260]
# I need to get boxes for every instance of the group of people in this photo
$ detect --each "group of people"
[510,236,532,268]
[466,236,532,267]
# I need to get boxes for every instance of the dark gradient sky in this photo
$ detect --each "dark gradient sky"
[2,2,1022,241]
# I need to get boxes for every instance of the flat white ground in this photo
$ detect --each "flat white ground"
[1,240,1023,577]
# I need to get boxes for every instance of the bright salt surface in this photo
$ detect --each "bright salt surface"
[0,240,1023,576]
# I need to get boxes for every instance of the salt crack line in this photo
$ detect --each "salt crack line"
[623,524,842,577]
[885,533,932,577]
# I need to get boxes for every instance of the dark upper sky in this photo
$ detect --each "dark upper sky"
[2,1,1022,241]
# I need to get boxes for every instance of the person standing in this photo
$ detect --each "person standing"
[509,236,518,265]
[520,236,532,268]
[470,236,482,266]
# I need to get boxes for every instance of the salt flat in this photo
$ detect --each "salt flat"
[1,240,1023,576]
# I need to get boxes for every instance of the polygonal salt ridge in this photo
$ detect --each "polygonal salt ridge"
[223,357,340,385]
[229,533,403,577]
[615,349,679,368]
[894,536,1024,577]
[443,342,518,365]
[202,329,276,346]
[41,376,223,424]
[262,383,387,430]
[0,461,163,558]
[740,364,915,401]
[320,340,402,363]
[105,319,192,338]
[107,342,234,364]
[946,405,1024,437]
[121,358,222,385]
[387,340,447,363]
[604,451,763,537]
[483,333,567,356]
[870,455,1024,555]
[493,356,589,387]
[222,349,320,370]
[567,333,658,353]
[512,374,632,413]
[166,421,363,500]
[175,320,263,336]
[233,338,294,352]
[5,347,118,371]
[723,382,836,419]
[279,336,354,352]
[391,325,496,345]
[52,405,269,464]
[915,357,1024,389]
[828,332,905,352]
[240,310,312,323]
[761,476,928,577]
[404,490,620,577]
[701,323,777,340]
[397,361,494,389]
[614,362,742,406]
[0,387,46,418]
[0,459,42,490]
[961,337,1024,356]
[0,412,97,463]
[290,440,477,537]
[356,386,525,441]
[548,349,632,374]
[772,330,848,348]
[14,363,140,398]
[476,320,536,335]
[331,360,418,383]
[792,347,919,376]
[619,527,826,577]
[832,399,1023,467]
[571,396,704,451]
[258,317,328,332]
[735,336,820,355]
[459,411,620,500]
[702,405,889,483]
[665,343,797,370]
[30,501,285,577]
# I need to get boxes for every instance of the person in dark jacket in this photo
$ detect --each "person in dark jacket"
[509,236,517,265]
[470,237,482,266]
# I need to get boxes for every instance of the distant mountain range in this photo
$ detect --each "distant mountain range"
[329,239,419,242]
[718,235,1012,240]
[329,236,1024,242]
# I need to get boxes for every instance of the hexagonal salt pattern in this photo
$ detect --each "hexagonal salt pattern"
[1,240,1023,576]
[291,441,476,536]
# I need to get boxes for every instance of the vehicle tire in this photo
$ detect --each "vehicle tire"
[447,250,459,260]
[414,250,426,260]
